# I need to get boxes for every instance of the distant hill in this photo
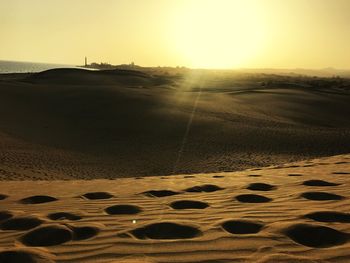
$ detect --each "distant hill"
[239,67,350,78]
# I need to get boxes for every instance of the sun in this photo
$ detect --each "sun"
[171,0,266,69]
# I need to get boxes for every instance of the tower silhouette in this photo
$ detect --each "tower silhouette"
[85,57,87,67]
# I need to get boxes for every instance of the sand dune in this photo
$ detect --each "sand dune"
[0,69,349,179]
[0,154,349,262]
[26,68,166,86]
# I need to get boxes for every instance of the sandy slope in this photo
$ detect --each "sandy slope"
[0,154,350,262]
[0,69,350,179]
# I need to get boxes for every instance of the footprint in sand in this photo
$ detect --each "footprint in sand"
[161,176,173,179]
[303,164,315,167]
[70,225,99,241]
[288,173,303,177]
[21,224,99,246]
[300,192,344,201]
[184,184,224,193]
[0,216,43,231]
[81,192,114,200]
[0,248,54,263]
[271,166,284,169]
[21,225,73,246]
[283,223,349,248]
[286,165,300,168]
[235,194,272,203]
[48,212,82,221]
[246,183,276,191]
[170,200,209,209]
[20,195,58,204]
[302,180,340,187]
[304,211,350,223]
[0,211,13,222]
[130,222,201,240]
[105,205,142,215]
[248,174,262,177]
[143,190,180,197]
[221,220,264,234]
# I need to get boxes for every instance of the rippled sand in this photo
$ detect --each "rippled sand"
[0,154,350,262]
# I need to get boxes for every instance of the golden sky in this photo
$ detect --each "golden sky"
[1,0,349,69]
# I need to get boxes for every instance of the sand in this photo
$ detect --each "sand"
[0,154,349,262]
[0,69,350,179]
[0,68,350,262]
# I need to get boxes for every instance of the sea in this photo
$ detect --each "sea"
[0,60,76,73]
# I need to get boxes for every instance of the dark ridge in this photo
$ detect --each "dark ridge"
[39,68,149,78]
[21,225,73,247]
[270,166,283,169]
[286,165,300,168]
[0,211,13,222]
[0,249,54,263]
[0,216,43,231]
[283,223,349,248]
[213,175,225,178]
[303,164,315,167]
[143,190,180,197]
[248,174,262,177]
[81,192,114,200]
[105,205,142,215]
[184,184,224,193]
[333,172,350,175]
[20,195,58,204]
[71,226,99,241]
[304,211,350,223]
[235,194,272,203]
[221,220,264,234]
[183,175,195,178]
[246,183,276,191]
[25,68,156,86]
[300,192,344,201]
[131,222,201,240]
[170,200,209,210]
[302,180,340,187]
[0,194,8,200]
[48,212,82,221]
[288,173,303,177]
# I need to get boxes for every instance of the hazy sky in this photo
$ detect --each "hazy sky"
[1,0,349,69]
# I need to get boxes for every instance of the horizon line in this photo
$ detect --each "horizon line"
[1,58,350,72]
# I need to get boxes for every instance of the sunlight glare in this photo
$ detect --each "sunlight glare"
[172,0,266,69]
